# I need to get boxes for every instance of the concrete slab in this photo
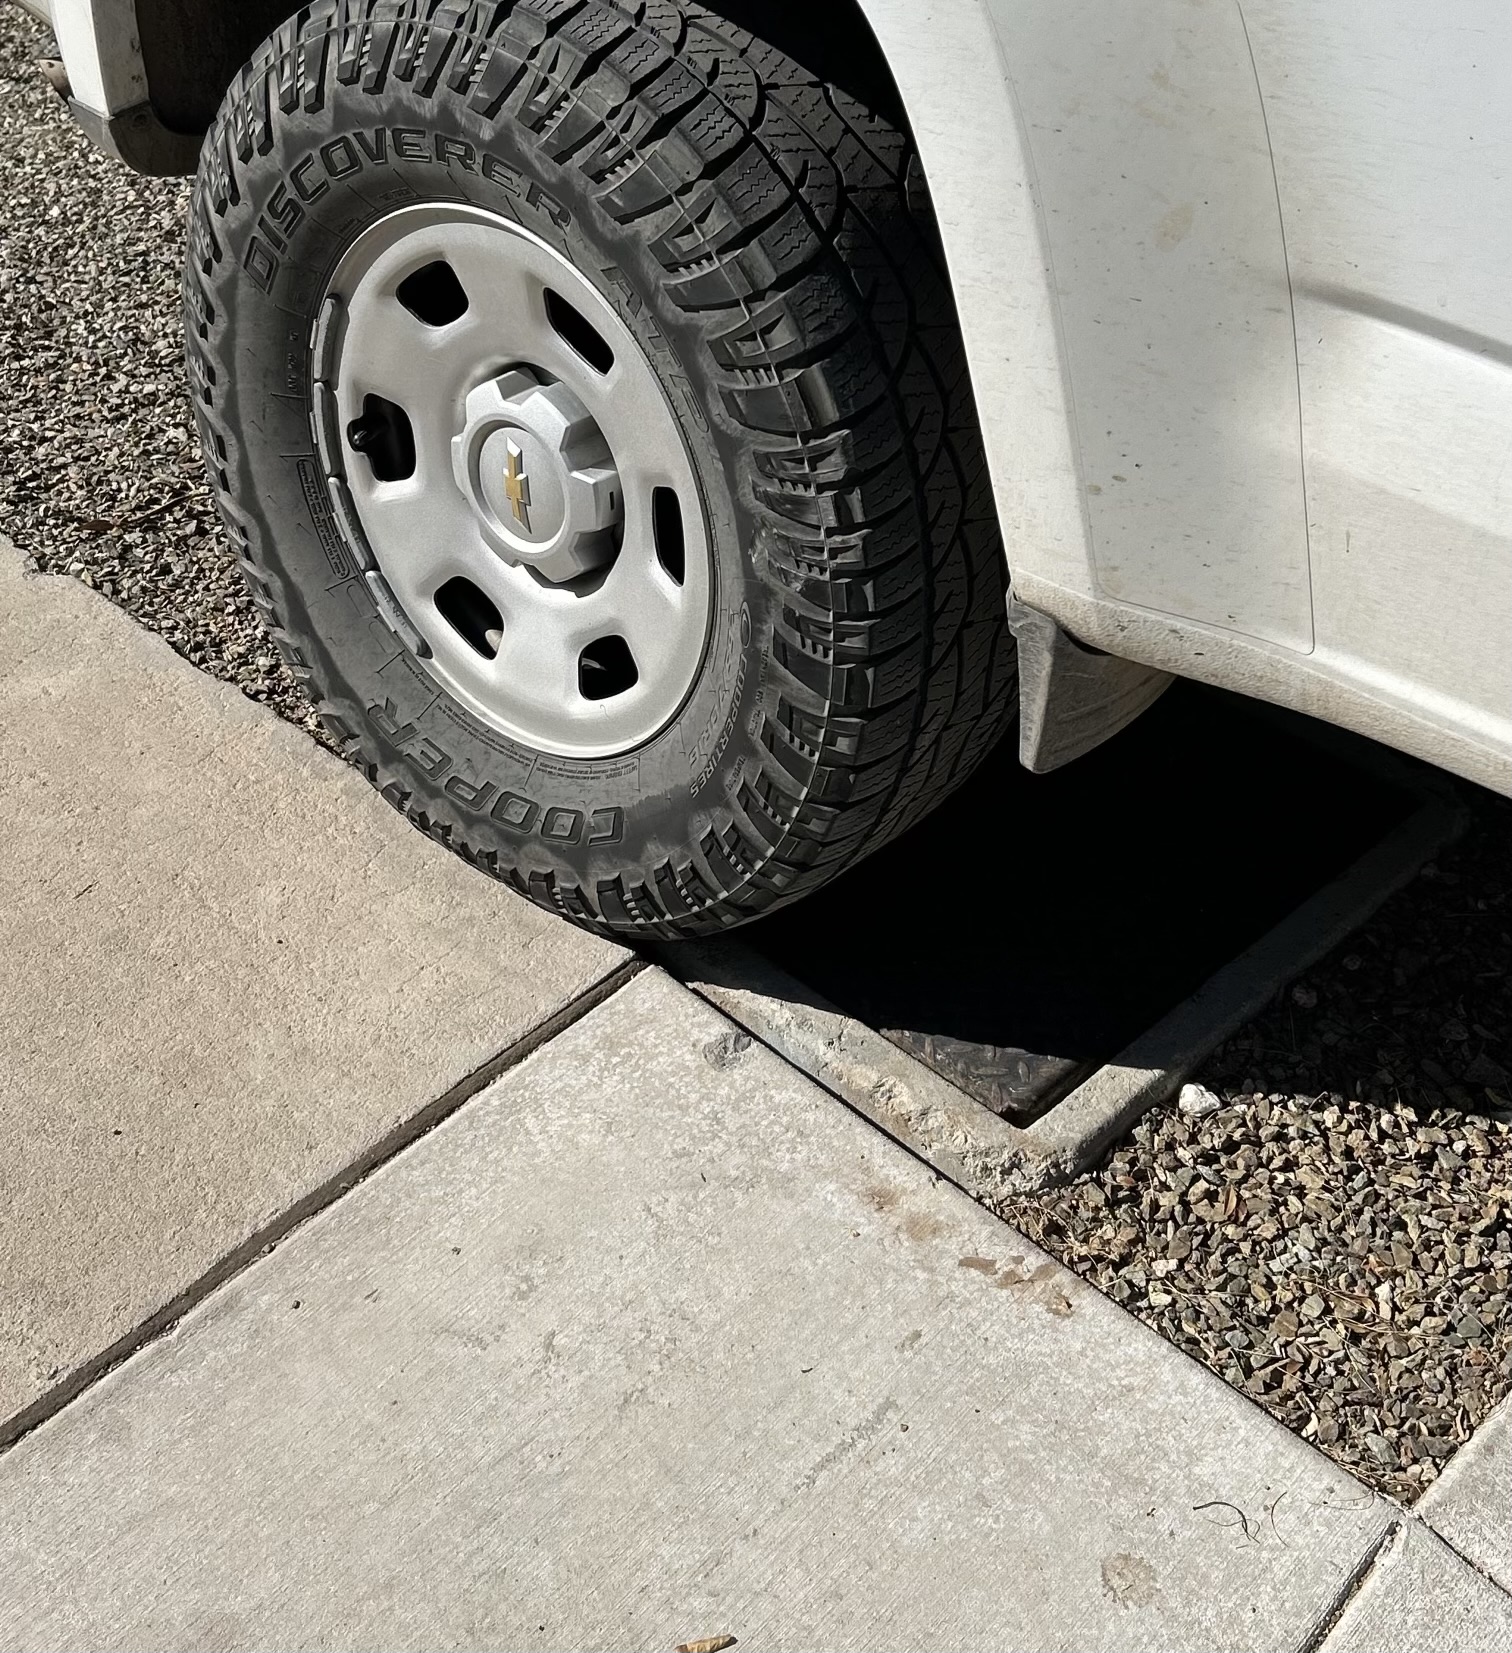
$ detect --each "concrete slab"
[0,544,624,1437]
[1419,1397,1512,1595]
[0,971,1391,1653]
[1320,1519,1512,1652]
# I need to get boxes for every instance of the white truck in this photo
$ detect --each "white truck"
[29,0,1512,935]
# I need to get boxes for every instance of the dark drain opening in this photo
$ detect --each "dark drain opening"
[579,635,638,699]
[546,288,615,375]
[652,486,685,586]
[347,394,416,483]
[435,577,502,659]
[397,260,469,327]
[716,683,1419,1123]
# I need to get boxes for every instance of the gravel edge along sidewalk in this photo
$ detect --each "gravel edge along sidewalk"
[0,13,323,743]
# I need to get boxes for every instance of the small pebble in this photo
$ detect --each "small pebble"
[1177,1082,1223,1118]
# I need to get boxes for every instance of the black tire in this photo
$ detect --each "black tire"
[185,0,1015,940]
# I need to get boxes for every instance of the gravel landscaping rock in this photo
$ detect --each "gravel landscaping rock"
[0,9,322,742]
[3,1,1509,1513]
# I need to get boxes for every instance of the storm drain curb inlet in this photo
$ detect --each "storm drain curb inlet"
[664,784,1462,1202]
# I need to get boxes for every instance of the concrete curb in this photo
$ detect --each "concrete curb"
[1417,1394,1512,1597]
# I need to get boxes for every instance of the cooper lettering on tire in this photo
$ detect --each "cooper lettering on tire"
[185,0,1015,939]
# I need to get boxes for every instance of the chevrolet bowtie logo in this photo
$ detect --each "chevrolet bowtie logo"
[503,438,531,531]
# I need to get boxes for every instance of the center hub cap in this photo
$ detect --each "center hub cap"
[451,369,623,583]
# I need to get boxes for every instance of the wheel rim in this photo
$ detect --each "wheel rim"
[317,203,712,760]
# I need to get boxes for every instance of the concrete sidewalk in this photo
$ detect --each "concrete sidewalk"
[0,542,624,1439]
[0,972,1399,1650]
[1,552,1510,1651]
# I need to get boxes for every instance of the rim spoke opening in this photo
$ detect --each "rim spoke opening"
[396,259,470,327]
[435,576,503,660]
[652,486,686,586]
[545,287,615,376]
[578,635,639,700]
[348,394,416,483]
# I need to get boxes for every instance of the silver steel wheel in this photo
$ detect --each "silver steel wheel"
[319,203,712,759]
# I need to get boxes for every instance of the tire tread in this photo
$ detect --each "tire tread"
[185,0,1015,939]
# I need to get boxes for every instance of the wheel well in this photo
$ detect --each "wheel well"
[136,0,296,132]
[136,0,905,136]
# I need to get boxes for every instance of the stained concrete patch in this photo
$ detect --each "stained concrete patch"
[0,544,624,1432]
[1320,1519,1512,1652]
[0,971,1389,1653]
[1419,1397,1512,1595]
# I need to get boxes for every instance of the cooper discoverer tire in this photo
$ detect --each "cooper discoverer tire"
[185,0,1015,939]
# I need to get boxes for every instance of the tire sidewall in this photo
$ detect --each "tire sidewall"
[210,74,776,889]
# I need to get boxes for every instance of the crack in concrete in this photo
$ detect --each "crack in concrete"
[0,956,646,1456]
